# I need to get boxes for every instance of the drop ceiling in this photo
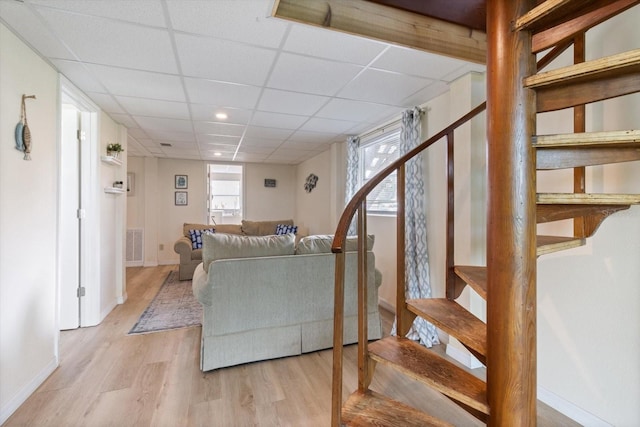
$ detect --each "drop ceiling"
[0,0,485,165]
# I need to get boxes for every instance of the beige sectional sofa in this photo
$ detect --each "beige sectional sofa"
[191,233,382,371]
[173,219,294,280]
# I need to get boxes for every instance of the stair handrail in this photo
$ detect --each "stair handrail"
[329,101,487,426]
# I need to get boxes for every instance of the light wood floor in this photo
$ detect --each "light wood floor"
[4,265,580,426]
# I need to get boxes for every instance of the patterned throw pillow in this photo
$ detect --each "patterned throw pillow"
[275,224,298,235]
[189,229,214,249]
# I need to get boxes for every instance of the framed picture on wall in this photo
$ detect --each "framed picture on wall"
[175,174,188,189]
[175,191,188,206]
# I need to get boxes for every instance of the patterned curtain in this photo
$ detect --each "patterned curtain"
[345,136,360,236]
[393,107,440,347]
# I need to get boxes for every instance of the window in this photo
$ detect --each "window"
[359,123,401,213]
[207,164,243,225]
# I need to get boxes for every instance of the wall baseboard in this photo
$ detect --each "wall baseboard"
[537,386,612,427]
[378,298,394,313]
[445,341,483,369]
[117,292,128,304]
[0,356,57,425]
[143,261,158,267]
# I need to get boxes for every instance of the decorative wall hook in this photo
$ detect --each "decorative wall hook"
[15,94,36,160]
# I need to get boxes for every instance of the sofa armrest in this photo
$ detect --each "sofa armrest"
[174,236,193,263]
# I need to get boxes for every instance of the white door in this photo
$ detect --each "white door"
[60,105,81,330]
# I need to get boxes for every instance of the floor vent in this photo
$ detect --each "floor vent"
[126,228,144,267]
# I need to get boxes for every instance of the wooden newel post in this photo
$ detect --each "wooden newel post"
[486,0,537,425]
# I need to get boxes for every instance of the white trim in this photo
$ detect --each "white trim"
[538,386,613,427]
[0,357,58,425]
[126,261,144,267]
[100,299,118,323]
[144,261,159,267]
[378,297,395,313]
[117,292,128,304]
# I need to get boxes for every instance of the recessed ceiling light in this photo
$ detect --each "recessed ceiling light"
[214,152,222,156]
[215,112,228,120]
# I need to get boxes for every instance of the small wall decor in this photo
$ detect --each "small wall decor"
[15,94,36,160]
[304,173,318,193]
[264,178,276,188]
[175,191,188,206]
[175,174,188,189]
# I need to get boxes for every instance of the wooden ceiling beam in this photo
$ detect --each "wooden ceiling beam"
[271,0,487,64]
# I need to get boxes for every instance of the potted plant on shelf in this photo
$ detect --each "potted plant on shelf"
[106,143,124,159]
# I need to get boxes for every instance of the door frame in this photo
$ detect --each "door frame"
[57,76,101,334]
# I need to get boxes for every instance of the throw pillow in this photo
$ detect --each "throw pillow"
[275,224,298,235]
[202,232,296,272]
[296,234,375,254]
[189,228,214,250]
[241,219,293,236]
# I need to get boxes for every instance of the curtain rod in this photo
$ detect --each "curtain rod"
[356,107,425,141]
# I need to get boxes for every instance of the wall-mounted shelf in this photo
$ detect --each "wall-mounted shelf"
[101,155,122,166]
[104,187,125,194]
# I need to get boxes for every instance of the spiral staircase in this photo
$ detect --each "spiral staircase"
[272,0,640,425]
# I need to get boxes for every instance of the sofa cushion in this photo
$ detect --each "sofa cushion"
[241,219,293,236]
[275,224,298,235]
[183,222,242,238]
[296,234,375,254]
[189,229,214,249]
[202,232,296,272]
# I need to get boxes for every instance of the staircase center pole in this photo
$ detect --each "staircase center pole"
[486,0,537,425]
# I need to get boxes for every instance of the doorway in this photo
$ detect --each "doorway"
[59,104,81,329]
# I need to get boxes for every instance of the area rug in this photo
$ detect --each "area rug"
[128,271,202,334]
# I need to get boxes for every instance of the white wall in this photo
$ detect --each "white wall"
[0,23,60,424]
[535,8,640,425]
[0,23,129,423]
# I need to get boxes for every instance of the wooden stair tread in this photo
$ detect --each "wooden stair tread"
[537,235,585,255]
[537,203,629,223]
[342,389,454,427]
[407,299,486,363]
[533,129,640,147]
[524,48,640,89]
[368,336,489,414]
[454,265,487,300]
[537,193,640,204]
[514,0,575,31]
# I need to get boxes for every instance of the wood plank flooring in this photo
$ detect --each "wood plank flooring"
[3,265,581,426]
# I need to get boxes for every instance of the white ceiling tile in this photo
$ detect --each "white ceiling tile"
[166,0,287,48]
[38,8,177,73]
[136,138,157,148]
[185,78,260,108]
[54,60,106,93]
[87,64,185,101]
[176,33,276,86]
[109,113,138,128]
[86,93,124,114]
[194,122,246,137]
[30,0,166,27]
[232,152,269,162]
[279,140,325,151]
[244,126,294,140]
[441,63,487,83]
[251,111,309,130]
[258,89,329,115]
[287,130,340,144]
[235,144,275,154]
[339,69,433,105]
[316,99,402,123]
[127,128,150,139]
[299,117,360,134]
[144,130,196,142]
[372,46,470,80]
[284,24,387,65]
[190,105,252,124]
[116,96,190,120]
[134,116,193,133]
[240,138,282,148]
[199,144,238,153]
[197,135,242,145]
[267,53,363,96]
[0,2,76,60]
[400,81,450,107]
